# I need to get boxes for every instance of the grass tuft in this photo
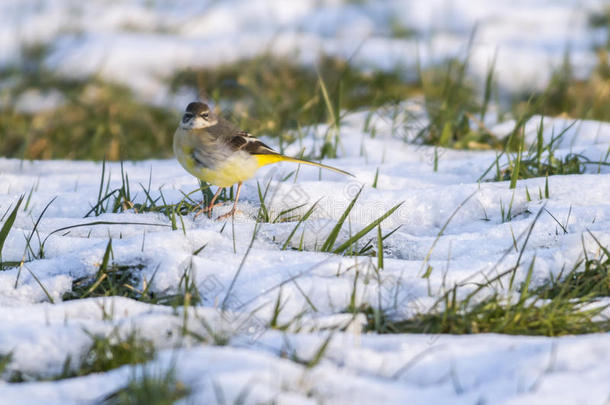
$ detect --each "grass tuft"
[0,353,12,377]
[385,290,607,336]
[513,48,610,122]
[413,30,503,150]
[357,210,609,336]
[492,119,606,182]
[0,75,177,161]
[315,186,403,255]
[539,234,610,299]
[74,330,155,377]
[4,330,155,383]
[102,364,189,405]
[63,239,201,307]
[362,255,608,336]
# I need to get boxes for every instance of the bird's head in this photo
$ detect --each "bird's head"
[180,102,218,130]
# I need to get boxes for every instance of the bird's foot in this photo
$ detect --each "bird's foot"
[216,208,242,221]
[194,203,224,219]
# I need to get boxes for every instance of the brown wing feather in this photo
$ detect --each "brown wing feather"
[229,131,277,155]
[204,115,277,155]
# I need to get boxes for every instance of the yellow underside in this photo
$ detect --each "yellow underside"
[175,137,344,187]
[180,150,288,188]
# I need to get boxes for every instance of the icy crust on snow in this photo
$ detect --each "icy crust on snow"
[1,0,608,101]
[0,111,609,403]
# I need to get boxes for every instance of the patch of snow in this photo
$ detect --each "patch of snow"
[14,89,66,113]
[1,110,609,403]
[0,0,608,102]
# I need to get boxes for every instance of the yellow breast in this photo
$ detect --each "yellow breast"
[198,153,260,187]
[176,145,259,188]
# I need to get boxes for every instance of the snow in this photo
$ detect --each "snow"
[1,309,610,404]
[1,0,608,102]
[2,0,610,403]
[1,110,610,403]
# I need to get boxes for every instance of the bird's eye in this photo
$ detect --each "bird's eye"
[201,113,209,119]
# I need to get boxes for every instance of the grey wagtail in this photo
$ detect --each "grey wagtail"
[173,101,352,219]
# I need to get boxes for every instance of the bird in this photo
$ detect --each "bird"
[173,101,353,219]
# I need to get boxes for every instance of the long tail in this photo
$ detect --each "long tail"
[255,154,354,177]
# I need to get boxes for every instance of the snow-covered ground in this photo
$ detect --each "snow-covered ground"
[1,0,609,103]
[2,0,610,404]
[1,110,610,404]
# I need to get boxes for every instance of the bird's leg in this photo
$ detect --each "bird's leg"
[194,186,224,219]
[216,182,242,220]
[206,186,224,218]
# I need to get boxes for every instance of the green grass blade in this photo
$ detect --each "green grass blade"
[438,122,452,147]
[23,265,54,303]
[417,191,477,278]
[477,150,506,182]
[256,181,270,223]
[372,168,379,188]
[480,49,497,122]
[333,201,403,255]
[23,196,57,260]
[377,224,384,270]
[509,140,523,189]
[519,256,536,303]
[536,116,544,171]
[281,200,320,250]
[273,203,307,223]
[97,239,113,278]
[321,186,363,252]
[95,158,107,216]
[0,195,24,264]
[317,69,337,128]
[41,220,169,253]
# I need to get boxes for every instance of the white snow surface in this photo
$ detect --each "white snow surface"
[2,1,610,403]
[1,0,609,103]
[1,110,610,404]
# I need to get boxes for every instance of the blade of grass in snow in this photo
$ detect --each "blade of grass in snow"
[222,221,261,310]
[509,140,523,189]
[377,225,384,270]
[332,201,403,255]
[22,265,54,303]
[282,200,320,250]
[320,186,363,252]
[22,196,57,261]
[0,195,24,265]
[41,221,169,252]
[418,191,477,277]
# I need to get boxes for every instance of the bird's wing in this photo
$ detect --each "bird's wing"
[228,131,277,155]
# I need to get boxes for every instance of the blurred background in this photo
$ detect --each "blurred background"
[0,0,608,161]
